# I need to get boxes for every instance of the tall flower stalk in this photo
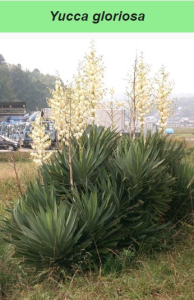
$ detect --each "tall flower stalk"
[47,44,105,188]
[30,117,52,166]
[155,66,175,134]
[126,54,152,138]
[79,42,105,125]
[101,88,125,131]
[47,79,84,189]
[135,55,153,133]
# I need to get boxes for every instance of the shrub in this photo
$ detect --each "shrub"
[3,185,87,271]
[2,127,124,272]
[41,126,119,193]
[2,128,194,273]
[168,162,194,223]
[113,134,175,248]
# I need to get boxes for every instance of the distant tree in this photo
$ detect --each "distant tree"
[0,56,16,102]
[32,68,40,74]
[0,54,5,64]
[9,64,56,111]
[0,53,57,110]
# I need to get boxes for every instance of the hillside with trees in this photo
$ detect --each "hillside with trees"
[1,53,194,117]
[0,54,56,112]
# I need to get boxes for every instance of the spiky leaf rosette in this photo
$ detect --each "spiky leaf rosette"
[114,133,175,246]
[2,185,88,271]
[167,162,194,223]
[41,126,119,194]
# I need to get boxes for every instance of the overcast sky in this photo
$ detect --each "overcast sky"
[1,33,194,99]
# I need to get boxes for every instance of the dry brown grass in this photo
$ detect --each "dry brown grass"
[0,162,35,182]
[0,161,37,207]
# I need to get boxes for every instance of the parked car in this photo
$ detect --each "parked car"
[0,135,20,151]
[8,123,26,145]
[23,123,32,147]
[3,115,27,124]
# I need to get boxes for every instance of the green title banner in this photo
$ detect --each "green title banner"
[0,1,193,32]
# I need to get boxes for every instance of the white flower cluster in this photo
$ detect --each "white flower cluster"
[126,54,152,136]
[48,79,87,142]
[81,45,104,124]
[155,66,174,133]
[47,45,105,143]
[135,57,152,131]
[30,117,52,166]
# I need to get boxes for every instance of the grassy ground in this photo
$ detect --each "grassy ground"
[1,227,194,299]
[173,127,194,135]
[0,147,194,299]
[168,127,194,148]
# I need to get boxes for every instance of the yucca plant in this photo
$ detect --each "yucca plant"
[143,132,185,171]
[167,162,194,223]
[2,128,194,274]
[2,184,88,271]
[2,172,126,272]
[53,169,127,263]
[1,127,123,272]
[72,179,125,255]
[143,133,194,224]
[41,126,119,194]
[113,134,175,247]
[115,135,175,216]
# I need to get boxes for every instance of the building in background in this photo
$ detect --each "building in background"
[0,102,26,122]
[94,109,126,132]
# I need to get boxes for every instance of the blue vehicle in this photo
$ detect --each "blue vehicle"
[165,128,174,134]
